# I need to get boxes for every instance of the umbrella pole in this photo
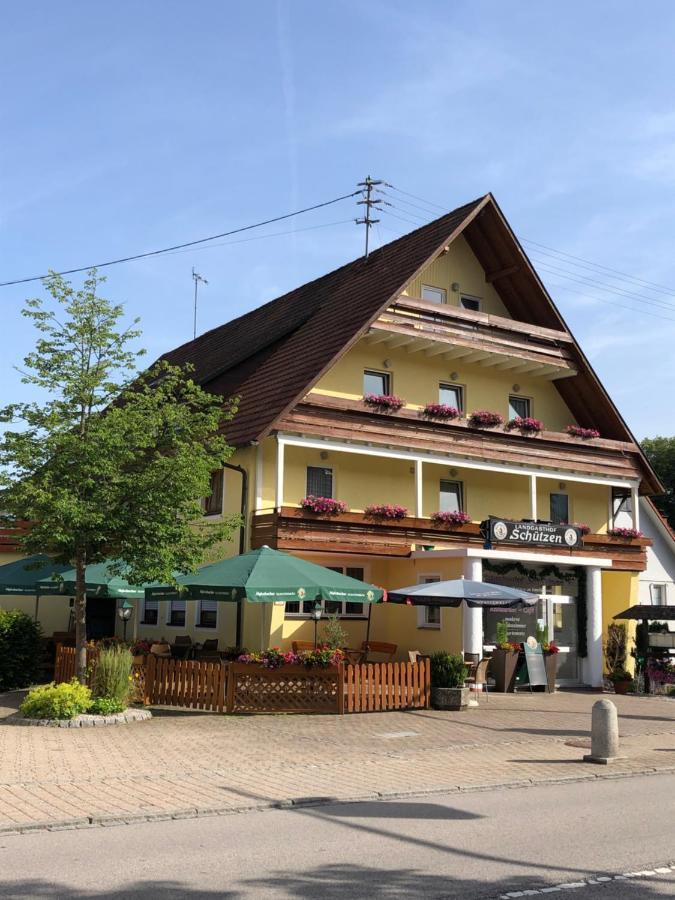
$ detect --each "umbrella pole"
[34,592,40,624]
[365,603,373,648]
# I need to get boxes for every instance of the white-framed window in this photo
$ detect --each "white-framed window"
[460,295,481,311]
[417,575,441,628]
[550,493,569,524]
[166,598,186,627]
[612,487,633,528]
[141,597,158,625]
[440,479,464,513]
[421,284,447,304]
[439,382,464,412]
[363,369,391,396]
[306,466,333,498]
[285,566,367,617]
[508,395,531,420]
[202,469,224,517]
[651,583,666,605]
[196,598,217,629]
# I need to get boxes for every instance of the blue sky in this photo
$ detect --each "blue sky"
[2,1,675,439]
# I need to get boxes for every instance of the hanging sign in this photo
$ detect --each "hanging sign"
[484,517,583,549]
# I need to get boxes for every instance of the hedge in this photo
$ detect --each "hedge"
[0,609,43,691]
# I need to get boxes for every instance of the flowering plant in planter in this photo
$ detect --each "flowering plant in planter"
[430,510,472,526]
[300,496,348,516]
[130,639,153,657]
[364,504,408,519]
[646,660,675,684]
[498,641,522,652]
[237,646,344,669]
[608,527,643,539]
[467,410,505,429]
[363,393,405,412]
[541,640,560,654]
[506,416,543,434]
[565,425,600,439]
[569,522,591,535]
[422,403,461,421]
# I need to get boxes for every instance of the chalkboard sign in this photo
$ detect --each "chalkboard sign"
[523,642,548,688]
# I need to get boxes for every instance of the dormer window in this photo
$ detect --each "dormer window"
[421,284,447,304]
[364,369,390,396]
[460,295,481,311]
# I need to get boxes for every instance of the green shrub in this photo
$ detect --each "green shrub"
[89,697,126,715]
[320,614,348,650]
[0,608,43,691]
[495,621,508,645]
[430,652,468,689]
[20,680,92,719]
[92,645,132,707]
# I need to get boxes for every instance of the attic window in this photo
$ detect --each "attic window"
[202,469,224,517]
[421,285,447,304]
[460,295,481,311]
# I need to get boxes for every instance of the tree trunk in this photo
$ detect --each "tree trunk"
[74,548,87,683]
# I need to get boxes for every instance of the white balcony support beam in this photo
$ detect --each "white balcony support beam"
[462,556,483,657]
[278,433,635,491]
[529,474,538,520]
[584,567,604,688]
[415,460,423,518]
[631,484,640,531]
[275,439,285,510]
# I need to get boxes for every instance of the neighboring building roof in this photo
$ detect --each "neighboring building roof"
[159,193,662,493]
[642,497,675,546]
[614,604,675,620]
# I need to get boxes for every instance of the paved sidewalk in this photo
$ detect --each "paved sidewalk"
[0,690,673,832]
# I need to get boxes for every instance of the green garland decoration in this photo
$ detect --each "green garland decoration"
[483,559,587,659]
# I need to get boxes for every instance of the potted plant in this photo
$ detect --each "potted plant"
[607,668,634,695]
[362,393,405,412]
[430,510,472,527]
[364,504,408,519]
[467,410,505,429]
[608,527,643,540]
[430,652,469,710]
[565,425,600,439]
[130,639,153,665]
[422,403,461,421]
[505,416,544,435]
[490,621,521,692]
[300,496,348,516]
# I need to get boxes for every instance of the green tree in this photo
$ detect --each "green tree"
[641,436,675,528]
[0,270,239,680]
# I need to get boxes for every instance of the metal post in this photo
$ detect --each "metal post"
[356,177,383,258]
[192,268,208,340]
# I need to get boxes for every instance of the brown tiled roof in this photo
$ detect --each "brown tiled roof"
[161,196,488,445]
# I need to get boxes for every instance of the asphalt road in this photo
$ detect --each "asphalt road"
[0,774,673,899]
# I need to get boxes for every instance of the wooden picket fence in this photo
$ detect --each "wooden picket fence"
[144,653,226,712]
[342,659,431,713]
[53,647,431,715]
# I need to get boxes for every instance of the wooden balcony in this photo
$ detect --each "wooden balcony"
[365,296,577,379]
[251,508,649,571]
[0,521,30,553]
[282,395,645,484]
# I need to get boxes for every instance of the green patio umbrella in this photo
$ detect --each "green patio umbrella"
[145,546,384,605]
[38,560,150,599]
[0,554,72,622]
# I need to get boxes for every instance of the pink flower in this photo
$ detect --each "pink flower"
[430,510,472,526]
[608,527,643,539]
[364,504,408,519]
[565,425,600,439]
[363,393,405,412]
[468,410,505,428]
[506,416,543,434]
[300,496,348,515]
[422,403,460,420]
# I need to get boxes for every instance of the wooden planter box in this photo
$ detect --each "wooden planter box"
[491,648,520,692]
[544,652,558,693]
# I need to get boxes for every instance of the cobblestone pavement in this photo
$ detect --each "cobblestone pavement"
[0,690,673,832]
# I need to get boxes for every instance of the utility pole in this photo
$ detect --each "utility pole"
[356,176,383,258]
[192,268,208,339]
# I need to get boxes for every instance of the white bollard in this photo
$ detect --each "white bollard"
[583,699,624,764]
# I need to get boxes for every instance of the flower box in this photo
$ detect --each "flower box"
[565,425,600,439]
[467,410,505,429]
[506,416,543,434]
[430,510,472,526]
[364,504,408,519]
[422,403,461,421]
[299,496,348,516]
[608,528,643,540]
[363,393,405,412]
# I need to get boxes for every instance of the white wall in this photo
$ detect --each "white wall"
[639,500,675,624]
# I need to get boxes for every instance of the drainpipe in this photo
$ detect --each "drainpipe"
[223,462,248,648]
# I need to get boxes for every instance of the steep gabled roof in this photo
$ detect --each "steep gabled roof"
[159,193,662,493]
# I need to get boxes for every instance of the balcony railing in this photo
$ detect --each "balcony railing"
[251,507,649,571]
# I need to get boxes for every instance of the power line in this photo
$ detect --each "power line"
[385,183,447,212]
[379,207,428,228]
[543,280,675,325]
[0,191,361,287]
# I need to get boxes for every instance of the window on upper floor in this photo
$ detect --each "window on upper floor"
[363,369,391,396]
[550,493,569,525]
[508,395,531,420]
[285,566,366,617]
[439,382,464,412]
[306,466,333,498]
[202,469,224,517]
[651,583,666,605]
[421,284,447,304]
[611,487,633,528]
[460,295,481,311]
[439,480,464,513]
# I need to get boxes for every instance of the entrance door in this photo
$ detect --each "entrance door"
[86,597,117,641]
[543,593,580,683]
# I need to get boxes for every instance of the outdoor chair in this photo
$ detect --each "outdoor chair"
[171,636,193,659]
[197,639,220,661]
[466,657,491,702]
[292,640,315,653]
[361,641,397,662]
[408,650,422,663]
